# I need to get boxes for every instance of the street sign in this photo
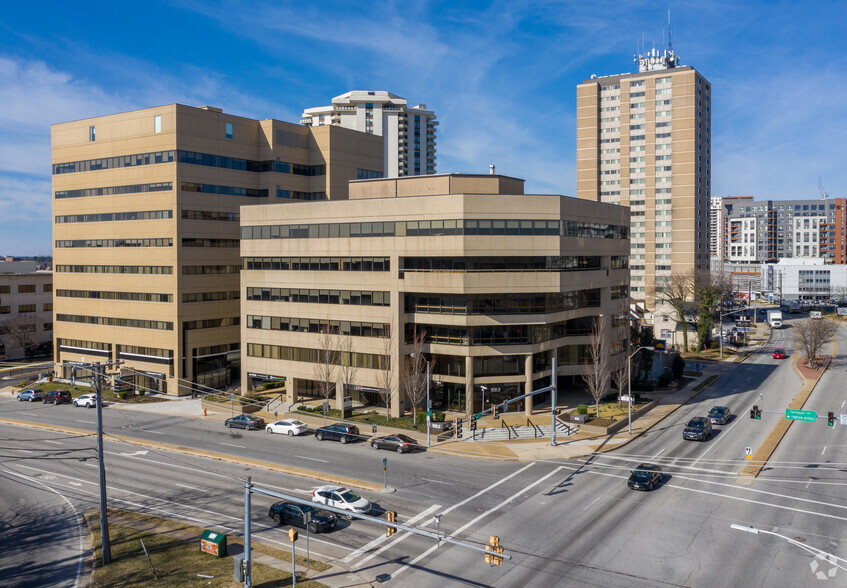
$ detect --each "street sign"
[383,457,387,471]
[473,413,481,421]
[427,400,432,410]
[620,395,633,403]
[840,414,847,426]
[654,339,667,351]
[745,446,752,456]
[230,393,235,402]
[695,362,702,373]
[785,409,817,422]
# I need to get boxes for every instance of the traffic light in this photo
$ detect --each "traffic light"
[386,511,397,537]
[828,412,835,427]
[288,528,298,542]
[470,417,478,432]
[456,418,463,439]
[485,536,503,565]
[750,405,758,419]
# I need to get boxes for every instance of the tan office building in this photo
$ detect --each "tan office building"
[241,174,630,417]
[577,49,711,309]
[51,104,382,395]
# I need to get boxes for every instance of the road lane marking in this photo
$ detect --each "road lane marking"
[341,504,442,564]
[350,462,536,569]
[175,483,201,491]
[691,409,750,466]
[390,466,565,580]
[295,455,329,463]
[3,469,85,588]
[822,446,827,455]
[19,412,38,416]
[806,477,814,489]
[110,454,233,480]
[421,477,453,485]
[44,440,63,445]
[7,462,349,555]
[17,449,33,453]
[74,420,94,424]
[143,430,166,435]
[218,442,246,448]
[651,448,666,459]
[842,400,846,408]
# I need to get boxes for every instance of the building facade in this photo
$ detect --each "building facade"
[51,104,383,395]
[761,258,847,301]
[577,49,711,309]
[240,174,630,417]
[301,91,437,178]
[0,262,53,359]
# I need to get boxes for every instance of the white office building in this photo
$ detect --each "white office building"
[301,91,437,178]
[761,258,847,300]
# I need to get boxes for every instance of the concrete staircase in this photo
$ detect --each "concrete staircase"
[471,418,578,442]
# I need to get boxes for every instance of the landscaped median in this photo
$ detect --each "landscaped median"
[739,355,831,482]
[86,509,328,586]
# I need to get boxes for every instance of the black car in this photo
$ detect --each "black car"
[268,502,336,534]
[371,433,418,453]
[224,414,266,430]
[42,390,72,405]
[315,423,360,444]
[683,417,712,441]
[708,406,732,425]
[627,463,663,491]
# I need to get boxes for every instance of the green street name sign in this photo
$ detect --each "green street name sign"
[785,409,817,422]
[473,413,482,421]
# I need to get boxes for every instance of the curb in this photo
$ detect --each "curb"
[0,417,387,493]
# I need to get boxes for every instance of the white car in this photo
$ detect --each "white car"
[312,485,371,519]
[266,419,308,436]
[73,393,97,408]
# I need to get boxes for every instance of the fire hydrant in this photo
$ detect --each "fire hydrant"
[203,408,207,417]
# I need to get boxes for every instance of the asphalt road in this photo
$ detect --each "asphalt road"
[1,317,845,586]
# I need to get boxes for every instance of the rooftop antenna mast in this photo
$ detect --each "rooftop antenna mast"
[667,9,673,52]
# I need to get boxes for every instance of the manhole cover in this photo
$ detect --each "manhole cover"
[794,536,807,543]
[375,573,391,583]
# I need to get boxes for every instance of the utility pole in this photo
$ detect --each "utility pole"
[94,361,111,565]
[244,476,252,587]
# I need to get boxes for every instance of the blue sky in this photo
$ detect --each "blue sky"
[2,0,847,256]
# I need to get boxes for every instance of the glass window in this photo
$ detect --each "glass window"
[154,115,162,133]
[226,122,234,140]
[89,126,96,142]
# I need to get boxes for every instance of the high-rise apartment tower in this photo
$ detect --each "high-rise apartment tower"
[577,48,711,308]
[301,91,437,178]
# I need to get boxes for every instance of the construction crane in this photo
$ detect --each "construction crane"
[819,177,831,200]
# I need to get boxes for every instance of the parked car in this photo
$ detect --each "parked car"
[17,389,43,402]
[42,390,72,405]
[683,417,712,441]
[224,414,266,430]
[772,348,786,359]
[311,485,371,519]
[314,423,360,444]
[266,419,308,436]
[627,463,663,491]
[73,393,97,408]
[708,405,732,425]
[371,433,418,453]
[268,501,336,533]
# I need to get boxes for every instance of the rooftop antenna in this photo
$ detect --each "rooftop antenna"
[668,9,673,52]
[819,177,831,200]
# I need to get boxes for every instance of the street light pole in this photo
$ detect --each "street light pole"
[425,360,431,448]
[628,346,655,435]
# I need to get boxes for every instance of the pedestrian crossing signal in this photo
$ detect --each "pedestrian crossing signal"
[386,511,397,537]
[485,536,503,565]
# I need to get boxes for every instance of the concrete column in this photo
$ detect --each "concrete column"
[465,356,474,415]
[286,378,299,405]
[524,354,534,416]
[334,379,344,411]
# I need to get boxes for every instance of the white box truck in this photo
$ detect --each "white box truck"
[767,310,783,328]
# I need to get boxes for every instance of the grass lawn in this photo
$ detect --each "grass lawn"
[89,509,328,587]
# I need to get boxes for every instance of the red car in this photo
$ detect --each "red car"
[772,348,786,359]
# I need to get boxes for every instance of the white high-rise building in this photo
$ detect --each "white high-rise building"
[301,91,437,177]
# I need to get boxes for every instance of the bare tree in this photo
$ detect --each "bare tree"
[692,273,725,350]
[313,327,338,423]
[338,334,358,408]
[403,327,428,427]
[376,321,395,417]
[1,314,38,358]
[794,318,839,368]
[657,272,694,352]
[583,315,610,417]
[611,358,629,405]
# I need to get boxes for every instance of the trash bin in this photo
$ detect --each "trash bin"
[200,529,227,558]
